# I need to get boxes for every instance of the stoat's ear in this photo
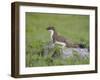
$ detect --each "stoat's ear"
[46,25,55,30]
[51,26,55,30]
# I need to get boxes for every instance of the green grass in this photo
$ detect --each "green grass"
[26,12,89,67]
[26,44,89,67]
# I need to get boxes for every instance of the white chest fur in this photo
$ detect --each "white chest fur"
[48,30,54,40]
[48,30,66,48]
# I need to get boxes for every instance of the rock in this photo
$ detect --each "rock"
[43,42,89,58]
[62,48,89,58]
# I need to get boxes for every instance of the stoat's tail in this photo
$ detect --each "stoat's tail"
[66,43,86,48]
[78,43,85,48]
[78,43,89,51]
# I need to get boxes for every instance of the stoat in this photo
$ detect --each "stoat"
[46,26,85,48]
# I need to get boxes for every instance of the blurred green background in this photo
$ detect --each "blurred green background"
[26,12,89,67]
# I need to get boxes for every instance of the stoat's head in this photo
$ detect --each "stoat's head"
[46,26,55,38]
[46,26,55,32]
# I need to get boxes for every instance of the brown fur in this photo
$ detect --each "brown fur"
[47,26,84,48]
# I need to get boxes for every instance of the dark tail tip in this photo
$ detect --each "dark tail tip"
[79,43,85,48]
[79,43,89,51]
